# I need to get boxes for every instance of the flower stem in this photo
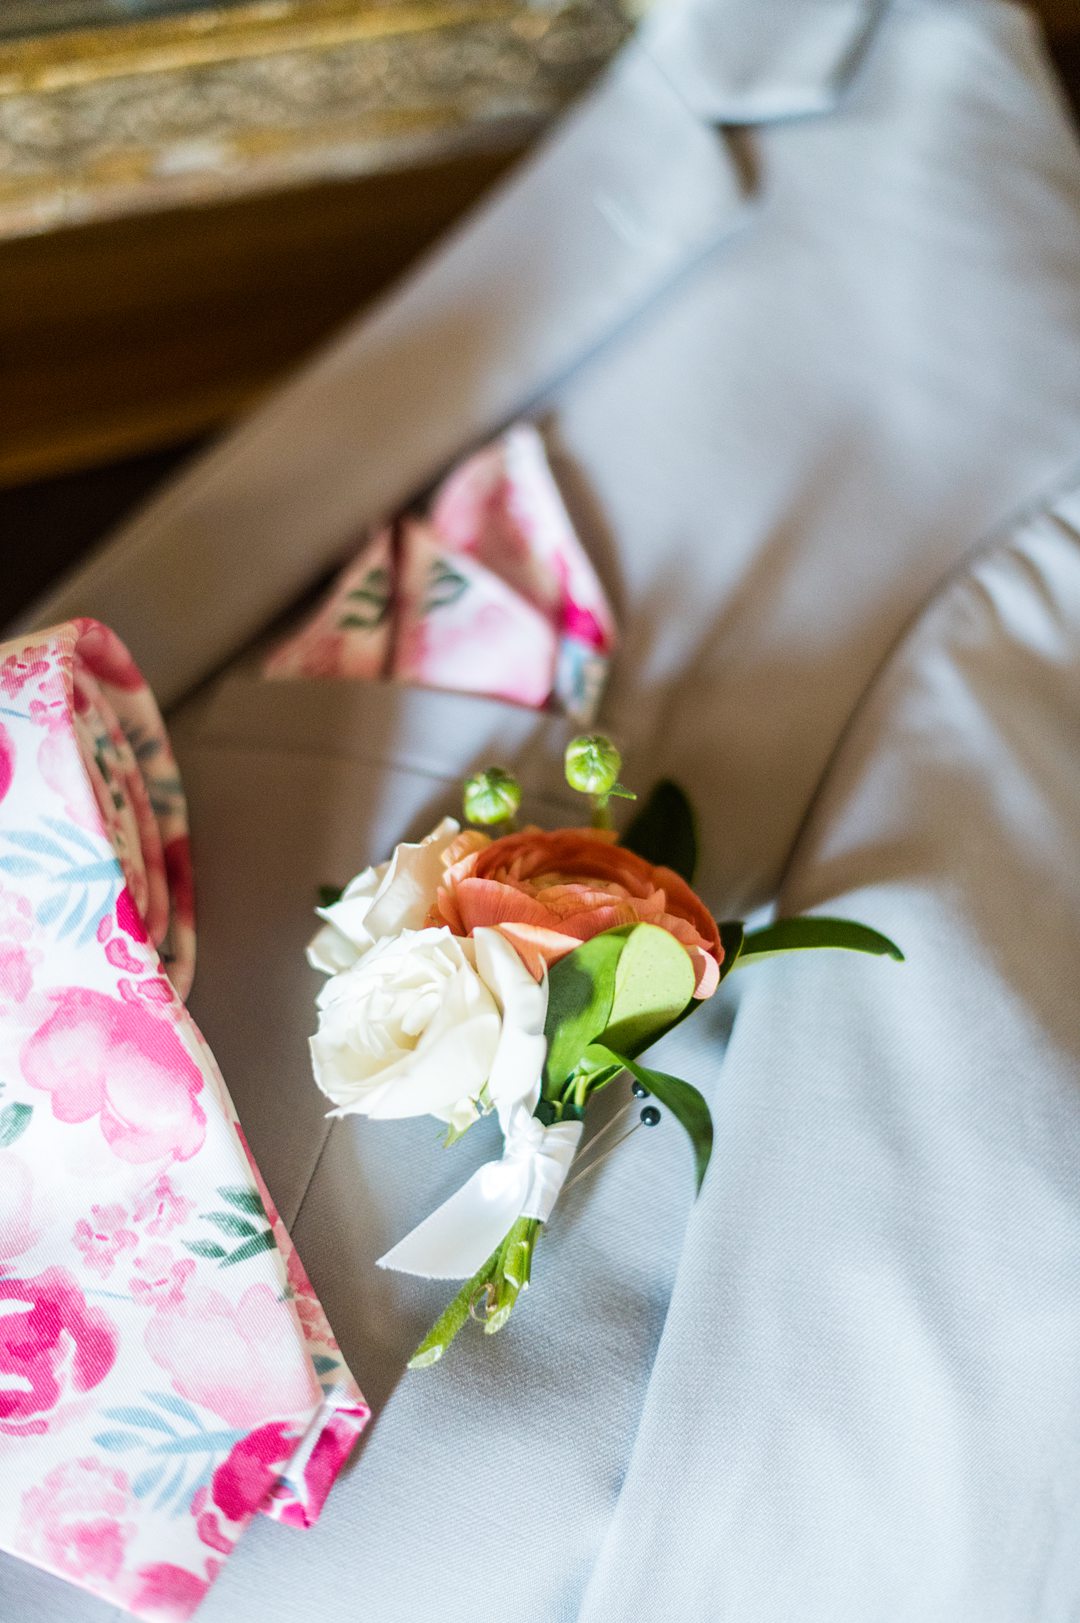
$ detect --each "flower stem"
[407,1246,503,1369]
[485,1217,540,1336]
[407,1218,542,1368]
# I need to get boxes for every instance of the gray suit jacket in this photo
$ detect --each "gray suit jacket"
[9,1,1080,1618]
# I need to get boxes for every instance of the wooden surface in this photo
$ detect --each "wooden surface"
[0,147,520,489]
[0,0,633,237]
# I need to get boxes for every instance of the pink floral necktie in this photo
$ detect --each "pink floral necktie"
[0,621,368,1622]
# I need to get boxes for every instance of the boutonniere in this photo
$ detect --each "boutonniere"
[306,737,902,1367]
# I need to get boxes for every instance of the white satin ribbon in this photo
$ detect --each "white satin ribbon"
[377,1102,583,1280]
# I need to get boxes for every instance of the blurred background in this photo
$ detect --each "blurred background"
[2,0,1078,622]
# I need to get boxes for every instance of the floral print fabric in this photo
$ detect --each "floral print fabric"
[263,423,617,723]
[0,621,368,1621]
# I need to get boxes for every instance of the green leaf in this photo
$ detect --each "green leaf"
[146,1392,203,1427]
[600,923,695,1058]
[0,855,42,878]
[221,1230,277,1267]
[152,1430,248,1456]
[347,567,389,595]
[316,884,343,909]
[339,568,392,628]
[591,922,743,1069]
[132,1464,168,1500]
[204,1211,260,1240]
[423,559,469,613]
[153,1462,188,1511]
[103,1407,178,1436]
[622,779,698,882]
[182,1239,228,1261]
[5,831,67,860]
[0,1102,31,1147]
[737,916,904,965]
[217,1185,266,1216]
[542,929,630,1095]
[589,1044,714,1194]
[36,893,65,928]
[93,1431,141,1452]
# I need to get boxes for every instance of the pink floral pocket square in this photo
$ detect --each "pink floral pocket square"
[263,424,617,722]
[0,622,367,1621]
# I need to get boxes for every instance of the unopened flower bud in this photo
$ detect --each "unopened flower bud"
[463,766,522,828]
[564,734,622,798]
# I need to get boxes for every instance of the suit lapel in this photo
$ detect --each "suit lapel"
[17,0,887,713]
[645,0,889,123]
[19,42,747,708]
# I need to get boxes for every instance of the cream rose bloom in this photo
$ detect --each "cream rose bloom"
[307,817,465,976]
[310,925,547,1130]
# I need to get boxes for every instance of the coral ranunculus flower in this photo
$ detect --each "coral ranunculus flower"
[431,827,723,998]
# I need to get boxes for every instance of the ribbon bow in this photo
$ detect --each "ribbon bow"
[378,1100,583,1280]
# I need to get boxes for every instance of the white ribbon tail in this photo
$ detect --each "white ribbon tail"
[377,1110,583,1280]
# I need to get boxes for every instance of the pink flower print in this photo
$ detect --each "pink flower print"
[145,1283,319,1429]
[213,1421,298,1523]
[18,1458,134,1587]
[163,835,195,933]
[0,941,36,1011]
[563,598,610,649]
[130,977,176,1008]
[125,1561,218,1623]
[0,722,13,807]
[281,1241,339,1350]
[301,1406,368,1522]
[292,1292,338,1349]
[116,882,150,943]
[0,1152,40,1265]
[193,1421,299,1553]
[0,883,39,1013]
[27,667,70,733]
[37,720,101,831]
[270,1404,370,1529]
[105,935,144,974]
[191,1485,234,1555]
[72,1204,138,1279]
[133,1173,192,1237]
[299,632,348,677]
[0,884,33,940]
[283,1233,315,1296]
[0,647,49,699]
[75,619,147,693]
[21,988,206,1164]
[0,1266,118,1437]
[130,1246,195,1309]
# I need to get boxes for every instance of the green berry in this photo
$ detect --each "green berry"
[463,766,522,827]
[564,734,623,798]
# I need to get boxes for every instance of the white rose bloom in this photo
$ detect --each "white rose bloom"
[310,925,548,1128]
[307,817,463,975]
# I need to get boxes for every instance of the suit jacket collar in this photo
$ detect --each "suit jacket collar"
[644,0,889,124]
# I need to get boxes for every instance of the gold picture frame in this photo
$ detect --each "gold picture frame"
[0,0,635,238]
